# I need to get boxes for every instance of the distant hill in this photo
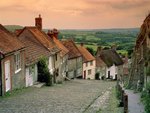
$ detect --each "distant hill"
[57,28,140,55]
[4,25,23,32]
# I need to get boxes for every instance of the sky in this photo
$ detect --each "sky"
[0,0,150,29]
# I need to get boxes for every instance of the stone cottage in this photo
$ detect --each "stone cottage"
[78,44,96,79]
[0,24,25,95]
[96,46,123,80]
[128,14,150,89]
[62,40,82,79]
[17,15,61,86]
[47,29,69,81]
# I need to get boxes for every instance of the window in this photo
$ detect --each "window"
[86,62,88,67]
[14,52,21,73]
[29,65,34,75]
[90,61,93,66]
[88,69,91,75]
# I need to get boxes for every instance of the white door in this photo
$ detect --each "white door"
[26,68,33,87]
[5,60,11,92]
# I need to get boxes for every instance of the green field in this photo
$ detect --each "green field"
[4,25,138,57]
[60,28,139,56]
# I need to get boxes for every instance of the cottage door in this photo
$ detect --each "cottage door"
[84,71,86,79]
[108,71,110,79]
[26,67,33,87]
[5,61,11,92]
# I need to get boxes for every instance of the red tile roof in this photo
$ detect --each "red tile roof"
[51,37,69,57]
[78,45,95,63]
[19,27,60,54]
[18,27,60,65]
[61,40,82,59]
[0,24,24,54]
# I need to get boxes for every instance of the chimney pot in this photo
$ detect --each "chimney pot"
[52,28,59,39]
[35,14,42,30]
[47,30,54,39]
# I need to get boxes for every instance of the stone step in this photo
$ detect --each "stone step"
[32,82,45,88]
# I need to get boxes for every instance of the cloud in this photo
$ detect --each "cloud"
[0,0,149,29]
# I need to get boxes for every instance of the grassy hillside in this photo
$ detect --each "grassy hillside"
[4,25,139,56]
[4,25,23,32]
[59,28,139,55]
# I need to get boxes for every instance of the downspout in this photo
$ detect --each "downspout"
[0,53,4,96]
[53,54,56,83]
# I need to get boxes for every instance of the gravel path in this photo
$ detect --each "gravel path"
[125,90,145,113]
[0,80,115,113]
[84,87,112,113]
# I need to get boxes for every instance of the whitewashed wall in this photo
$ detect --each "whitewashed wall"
[83,60,96,79]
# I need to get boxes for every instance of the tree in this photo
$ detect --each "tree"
[37,57,52,86]
[86,47,95,56]
[127,49,133,58]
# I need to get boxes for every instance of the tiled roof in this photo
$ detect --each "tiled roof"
[51,37,69,57]
[0,24,24,54]
[78,45,95,62]
[97,49,123,67]
[61,40,82,59]
[27,27,60,53]
[19,35,50,66]
[18,27,60,65]
[96,56,106,67]
[19,27,60,54]
[15,29,23,36]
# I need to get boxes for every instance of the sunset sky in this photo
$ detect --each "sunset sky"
[0,0,150,29]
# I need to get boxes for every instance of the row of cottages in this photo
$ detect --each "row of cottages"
[0,15,69,95]
[78,44,96,79]
[61,40,83,79]
[0,24,25,95]
[17,15,63,86]
[0,14,97,95]
[128,14,150,89]
[47,29,69,81]
[96,46,123,80]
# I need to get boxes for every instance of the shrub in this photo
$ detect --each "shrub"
[95,73,100,80]
[45,70,53,86]
[38,57,52,86]
[141,82,150,113]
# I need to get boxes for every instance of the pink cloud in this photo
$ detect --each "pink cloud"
[0,0,149,29]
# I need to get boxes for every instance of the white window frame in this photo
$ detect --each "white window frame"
[14,52,21,73]
[90,61,93,66]
[29,65,34,76]
[88,69,92,75]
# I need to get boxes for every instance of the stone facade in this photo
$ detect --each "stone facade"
[1,50,25,95]
[128,14,150,89]
[67,57,82,79]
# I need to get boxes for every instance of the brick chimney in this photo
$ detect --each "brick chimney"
[81,43,84,46]
[47,30,54,39]
[52,28,59,39]
[35,14,42,30]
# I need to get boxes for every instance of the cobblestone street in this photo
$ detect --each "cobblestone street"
[0,80,115,113]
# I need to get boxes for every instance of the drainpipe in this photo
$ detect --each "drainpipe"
[0,53,4,96]
[53,54,56,83]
